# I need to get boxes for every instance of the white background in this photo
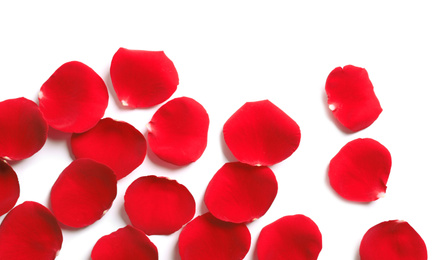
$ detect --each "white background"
[1,1,444,259]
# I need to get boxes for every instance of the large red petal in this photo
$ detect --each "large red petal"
[147,97,209,166]
[0,160,20,216]
[325,65,382,132]
[328,138,392,202]
[39,61,109,133]
[223,100,301,166]
[0,201,63,260]
[50,159,117,228]
[0,97,48,161]
[178,213,251,260]
[110,48,178,108]
[204,162,277,223]
[360,220,427,260]
[257,214,322,260]
[71,117,147,180]
[124,175,195,235]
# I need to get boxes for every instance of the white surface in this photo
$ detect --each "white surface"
[1,1,444,259]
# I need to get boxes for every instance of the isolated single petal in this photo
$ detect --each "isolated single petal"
[0,160,20,216]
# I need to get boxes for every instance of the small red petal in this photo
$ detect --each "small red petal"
[39,61,108,133]
[0,160,20,216]
[147,97,209,166]
[257,214,322,260]
[0,97,48,161]
[328,138,392,202]
[178,213,251,260]
[71,118,147,180]
[110,48,179,108]
[223,100,301,166]
[0,201,63,260]
[50,159,117,228]
[91,225,158,260]
[360,220,427,260]
[325,65,382,132]
[204,162,277,223]
[124,175,195,235]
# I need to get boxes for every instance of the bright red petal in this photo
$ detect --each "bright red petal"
[124,175,195,235]
[110,48,178,108]
[50,159,117,228]
[178,213,251,260]
[360,220,427,260]
[91,225,158,260]
[71,118,147,180]
[0,97,48,161]
[257,214,322,260]
[147,97,209,166]
[39,61,109,133]
[325,65,382,132]
[0,201,63,260]
[223,100,301,166]
[0,160,19,216]
[328,138,392,202]
[204,162,277,223]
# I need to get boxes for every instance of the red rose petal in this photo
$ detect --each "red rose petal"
[223,100,301,166]
[124,175,195,235]
[360,220,427,260]
[0,201,63,260]
[204,162,277,223]
[325,65,382,132]
[0,97,48,161]
[71,117,147,180]
[0,160,20,216]
[50,159,117,228]
[147,97,209,166]
[91,225,158,260]
[39,61,109,133]
[328,138,392,202]
[257,214,322,260]
[178,213,251,260]
[110,47,179,108]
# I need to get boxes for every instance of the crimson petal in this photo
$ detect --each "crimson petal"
[0,160,19,216]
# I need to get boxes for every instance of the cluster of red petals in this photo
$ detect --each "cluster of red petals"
[0,160,20,216]
[0,97,48,161]
[178,213,251,260]
[50,159,117,228]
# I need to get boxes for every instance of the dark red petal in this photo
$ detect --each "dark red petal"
[0,160,20,216]
[178,213,251,260]
[39,61,109,133]
[110,48,179,108]
[223,100,301,166]
[50,159,117,228]
[91,225,158,260]
[257,214,322,260]
[71,118,147,180]
[0,201,63,260]
[147,97,209,166]
[325,65,382,132]
[0,97,48,161]
[360,220,427,260]
[204,162,277,223]
[124,175,195,235]
[328,138,392,202]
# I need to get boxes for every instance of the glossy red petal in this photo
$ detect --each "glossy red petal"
[325,65,382,132]
[257,214,322,260]
[0,97,48,161]
[0,160,19,216]
[110,48,179,108]
[124,175,195,235]
[147,97,209,166]
[178,213,251,260]
[71,118,147,180]
[50,159,117,228]
[91,225,158,260]
[39,61,108,133]
[204,162,277,223]
[0,201,62,260]
[328,138,392,202]
[223,100,301,166]
[360,220,427,260]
